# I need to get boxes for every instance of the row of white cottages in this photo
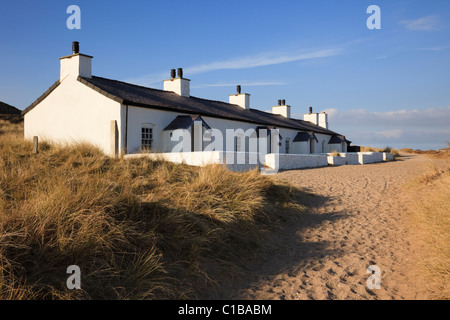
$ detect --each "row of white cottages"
[23,43,388,170]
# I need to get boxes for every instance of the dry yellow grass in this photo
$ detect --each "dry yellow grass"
[329,150,341,157]
[0,119,308,299]
[404,156,450,299]
[361,145,400,157]
[400,146,450,160]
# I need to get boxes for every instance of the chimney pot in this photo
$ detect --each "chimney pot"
[60,41,92,79]
[237,85,241,94]
[272,100,291,118]
[309,106,313,114]
[163,69,190,97]
[72,41,79,54]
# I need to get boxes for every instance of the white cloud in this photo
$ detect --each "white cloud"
[183,48,342,75]
[321,106,450,127]
[376,129,403,139]
[293,106,450,150]
[125,47,342,86]
[191,81,286,89]
[400,15,442,31]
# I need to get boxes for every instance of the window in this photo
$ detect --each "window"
[285,138,290,154]
[234,135,243,152]
[141,127,153,151]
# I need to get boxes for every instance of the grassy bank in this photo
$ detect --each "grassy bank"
[0,119,308,299]
[404,152,450,299]
[360,146,400,158]
[400,146,450,159]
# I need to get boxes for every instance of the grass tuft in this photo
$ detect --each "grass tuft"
[405,160,450,299]
[361,145,400,158]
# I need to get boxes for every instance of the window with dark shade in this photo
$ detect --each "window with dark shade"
[141,127,153,151]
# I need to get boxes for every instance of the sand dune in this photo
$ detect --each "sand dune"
[224,154,432,300]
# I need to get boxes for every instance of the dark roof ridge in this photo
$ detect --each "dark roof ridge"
[22,74,346,139]
[90,75,258,109]
[82,76,343,136]
[77,77,124,103]
[91,75,169,93]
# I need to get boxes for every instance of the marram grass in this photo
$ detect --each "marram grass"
[0,120,308,299]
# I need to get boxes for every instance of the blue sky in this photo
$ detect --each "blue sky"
[1,0,449,149]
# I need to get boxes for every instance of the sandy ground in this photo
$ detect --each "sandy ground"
[220,154,434,300]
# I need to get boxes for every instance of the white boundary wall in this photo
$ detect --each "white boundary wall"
[358,152,385,164]
[339,153,360,165]
[125,151,393,172]
[327,155,348,166]
[383,152,394,161]
[265,154,329,170]
[124,151,261,172]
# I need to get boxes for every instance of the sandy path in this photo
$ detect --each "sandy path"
[224,154,433,300]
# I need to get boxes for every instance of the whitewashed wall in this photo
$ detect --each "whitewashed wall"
[24,77,122,155]
[125,151,261,172]
[383,152,394,161]
[339,153,360,165]
[327,155,348,166]
[291,141,309,154]
[25,80,339,158]
[358,152,385,164]
[265,154,329,170]
[125,151,393,172]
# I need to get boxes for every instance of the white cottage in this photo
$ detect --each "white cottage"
[23,42,350,166]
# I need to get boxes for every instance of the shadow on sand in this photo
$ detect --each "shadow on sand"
[200,188,349,299]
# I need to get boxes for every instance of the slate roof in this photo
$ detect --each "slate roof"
[293,131,318,142]
[22,75,347,139]
[328,134,346,144]
[163,115,211,131]
[254,126,283,139]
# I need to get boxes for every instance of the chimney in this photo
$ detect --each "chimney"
[319,112,328,129]
[272,99,291,118]
[59,41,93,80]
[304,107,328,129]
[163,67,190,97]
[229,85,250,109]
[72,41,79,54]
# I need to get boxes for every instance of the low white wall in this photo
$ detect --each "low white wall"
[383,152,394,161]
[339,153,360,165]
[124,151,394,172]
[124,151,261,172]
[327,155,347,166]
[265,153,328,170]
[358,152,384,164]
